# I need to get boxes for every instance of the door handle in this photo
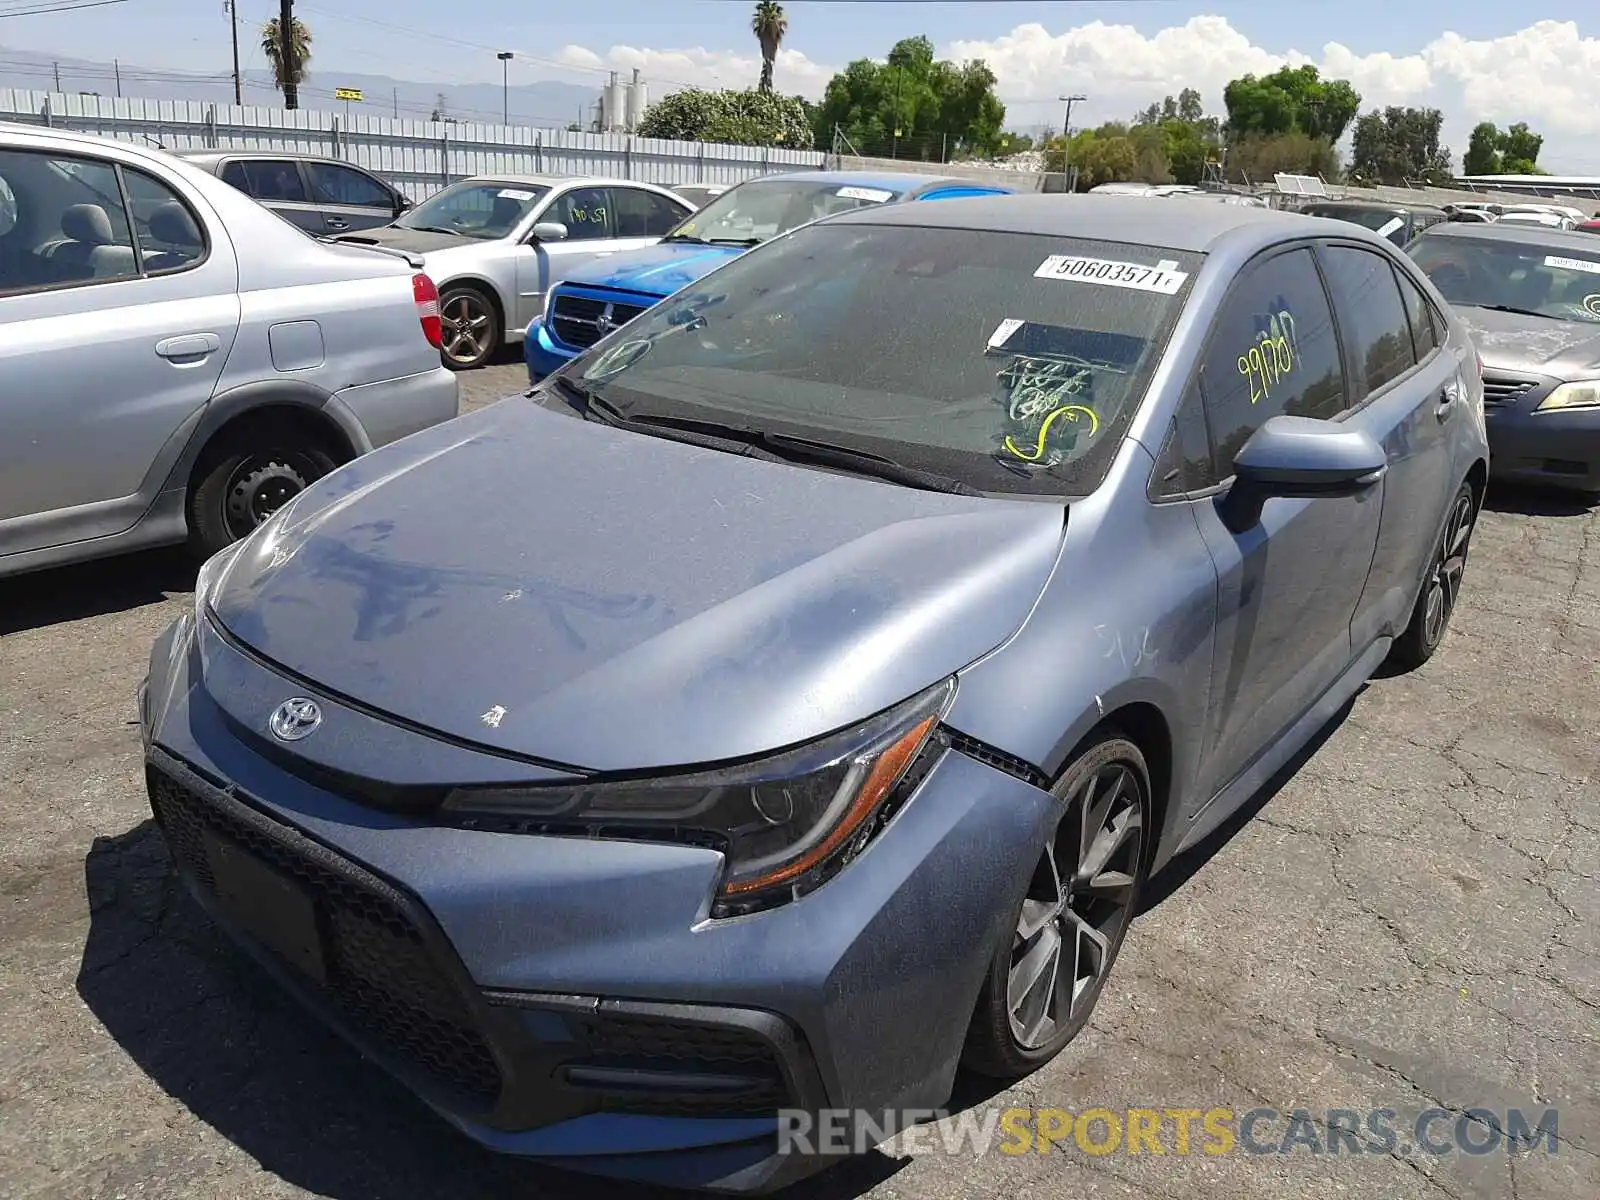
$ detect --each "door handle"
[325,218,349,230]
[155,333,221,361]
[1434,386,1455,421]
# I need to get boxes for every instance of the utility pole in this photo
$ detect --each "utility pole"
[393,87,398,118]
[113,58,121,98]
[226,0,241,105]
[497,51,513,125]
[1059,93,1087,190]
[278,0,298,110]
[52,61,60,91]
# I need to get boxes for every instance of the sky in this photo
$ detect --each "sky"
[5,1,1600,172]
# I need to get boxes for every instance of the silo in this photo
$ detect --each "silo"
[626,68,647,132]
[604,72,626,132]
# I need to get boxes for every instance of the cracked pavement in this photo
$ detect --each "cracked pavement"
[1,363,1596,1199]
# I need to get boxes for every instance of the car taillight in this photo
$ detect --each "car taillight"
[413,273,442,349]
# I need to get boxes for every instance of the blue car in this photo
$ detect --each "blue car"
[523,169,1012,382]
[142,195,1487,1193]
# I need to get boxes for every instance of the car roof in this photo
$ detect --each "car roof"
[1417,221,1600,250]
[828,192,1341,254]
[172,148,347,165]
[1304,199,1446,216]
[759,169,1001,195]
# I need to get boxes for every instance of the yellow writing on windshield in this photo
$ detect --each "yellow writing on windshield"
[1235,310,1298,405]
[1003,405,1100,462]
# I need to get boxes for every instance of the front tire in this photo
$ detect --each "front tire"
[962,732,1151,1079]
[1386,480,1476,672]
[438,285,500,371]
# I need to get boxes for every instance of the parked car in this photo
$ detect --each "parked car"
[1495,210,1575,231]
[173,149,411,235]
[1299,199,1448,246]
[0,124,459,578]
[671,182,728,209]
[140,193,1487,1192]
[524,170,1013,380]
[1408,221,1600,495]
[335,174,695,370]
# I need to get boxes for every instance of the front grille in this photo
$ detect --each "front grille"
[549,292,650,350]
[148,765,503,1107]
[1482,375,1537,407]
[575,1014,790,1115]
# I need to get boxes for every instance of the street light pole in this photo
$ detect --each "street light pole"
[1059,93,1087,188]
[497,51,513,125]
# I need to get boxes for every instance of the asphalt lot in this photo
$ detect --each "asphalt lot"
[2,357,1597,1200]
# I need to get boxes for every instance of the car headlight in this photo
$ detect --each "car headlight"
[443,678,955,916]
[1536,381,1600,412]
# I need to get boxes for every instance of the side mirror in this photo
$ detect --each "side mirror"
[394,193,413,216]
[1218,415,1387,533]
[529,221,568,242]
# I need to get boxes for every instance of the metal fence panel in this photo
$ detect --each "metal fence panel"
[0,90,826,199]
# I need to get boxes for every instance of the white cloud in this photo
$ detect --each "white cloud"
[552,18,1600,173]
[943,16,1600,173]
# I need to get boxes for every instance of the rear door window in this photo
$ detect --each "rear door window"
[225,159,308,202]
[1317,245,1417,399]
[1394,268,1440,359]
[305,162,393,209]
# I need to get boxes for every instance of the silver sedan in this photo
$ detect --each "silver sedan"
[338,174,695,369]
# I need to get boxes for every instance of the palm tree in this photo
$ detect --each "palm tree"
[260,16,313,98]
[751,1,786,94]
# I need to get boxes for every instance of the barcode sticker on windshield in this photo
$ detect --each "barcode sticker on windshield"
[1375,216,1406,238]
[1035,254,1188,294]
[836,186,893,203]
[497,188,535,201]
[1545,255,1600,274]
[987,318,1025,349]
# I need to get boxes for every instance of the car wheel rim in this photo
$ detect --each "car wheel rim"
[1424,491,1474,647]
[1006,761,1144,1050]
[441,296,491,365]
[223,456,311,540]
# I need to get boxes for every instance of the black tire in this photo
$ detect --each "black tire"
[1385,480,1477,673]
[962,731,1152,1079]
[438,285,500,371]
[186,431,337,560]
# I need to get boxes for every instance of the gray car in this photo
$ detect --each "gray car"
[140,194,1487,1193]
[172,149,412,235]
[0,123,459,577]
[1408,221,1600,494]
[336,174,695,369]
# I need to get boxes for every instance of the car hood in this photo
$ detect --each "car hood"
[207,402,1066,773]
[334,224,495,255]
[561,241,745,298]
[1453,306,1600,375]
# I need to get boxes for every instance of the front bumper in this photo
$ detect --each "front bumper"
[1482,373,1600,493]
[523,317,577,384]
[139,612,1056,1191]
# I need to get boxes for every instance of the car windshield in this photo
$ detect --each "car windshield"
[1409,234,1600,323]
[552,222,1200,497]
[397,180,549,239]
[663,179,906,246]
[1308,205,1409,233]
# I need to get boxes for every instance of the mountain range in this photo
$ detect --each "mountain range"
[0,43,610,129]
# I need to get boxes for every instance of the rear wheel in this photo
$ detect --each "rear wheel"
[438,285,500,371]
[963,732,1151,1079]
[186,429,337,559]
[1386,480,1476,672]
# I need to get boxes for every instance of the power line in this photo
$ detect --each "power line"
[0,0,129,17]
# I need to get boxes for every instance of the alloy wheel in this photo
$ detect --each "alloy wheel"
[1423,489,1474,647]
[1006,762,1145,1050]
[441,295,493,367]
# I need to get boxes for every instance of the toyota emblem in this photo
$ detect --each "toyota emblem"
[269,697,323,741]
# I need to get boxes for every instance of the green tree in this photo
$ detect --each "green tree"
[1130,89,1221,185]
[637,87,813,150]
[1499,122,1545,174]
[260,16,312,98]
[751,1,787,95]
[813,35,1006,160]
[1350,106,1451,185]
[1223,65,1359,143]
[1224,131,1339,185]
[1463,121,1502,175]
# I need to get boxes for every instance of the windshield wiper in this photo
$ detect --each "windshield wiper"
[548,379,783,461]
[708,237,762,247]
[404,224,462,235]
[1469,303,1555,319]
[661,233,711,244]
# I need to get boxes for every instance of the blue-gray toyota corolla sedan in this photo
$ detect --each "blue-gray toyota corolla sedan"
[140,194,1489,1193]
